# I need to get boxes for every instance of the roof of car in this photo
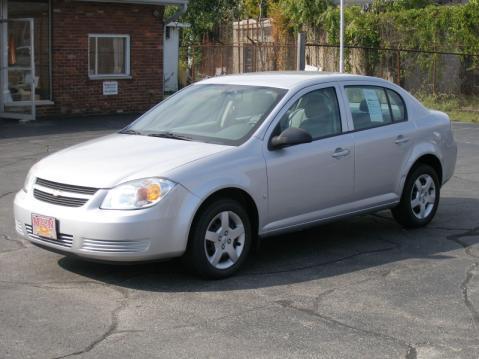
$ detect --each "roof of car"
[198,71,387,90]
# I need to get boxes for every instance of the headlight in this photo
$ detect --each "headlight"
[23,170,35,193]
[101,178,175,210]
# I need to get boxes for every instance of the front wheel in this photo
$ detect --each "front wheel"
[392,164,440,228]
[185,198,252,279]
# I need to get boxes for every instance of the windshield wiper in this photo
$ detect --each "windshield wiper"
[119,128,143,135]
[147,132,192,141]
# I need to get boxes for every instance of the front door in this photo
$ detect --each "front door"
[262,85,355,232]
[0,17,36,121]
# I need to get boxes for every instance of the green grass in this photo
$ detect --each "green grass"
[415,93,479,123]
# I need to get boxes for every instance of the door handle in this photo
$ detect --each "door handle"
[395,135,410,145]
[332,147,351,159]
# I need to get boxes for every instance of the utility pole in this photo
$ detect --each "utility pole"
[339,0,344,73]
[296,32,306,71]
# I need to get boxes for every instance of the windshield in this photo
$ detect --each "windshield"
[126,84,287,145]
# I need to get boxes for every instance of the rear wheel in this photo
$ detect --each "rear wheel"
[392,164,440,228]
[186,198,252,278]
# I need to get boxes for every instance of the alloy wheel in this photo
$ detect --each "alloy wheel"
[410,174,436,220]
[204,210,245,270]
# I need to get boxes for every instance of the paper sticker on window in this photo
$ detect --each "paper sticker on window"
[363,89,383,122]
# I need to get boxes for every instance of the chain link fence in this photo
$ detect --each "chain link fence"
[180,43,297,85]
[179,43,479,97]
[305,43,479,95]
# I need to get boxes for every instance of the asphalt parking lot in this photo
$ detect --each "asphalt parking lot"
[1,118,478,359]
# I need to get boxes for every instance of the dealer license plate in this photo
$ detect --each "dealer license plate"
[31,214,57,240]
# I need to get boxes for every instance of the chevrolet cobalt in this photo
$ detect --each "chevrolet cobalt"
[14,73,457,278]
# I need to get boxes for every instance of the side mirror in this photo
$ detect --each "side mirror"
[270,127,313,150]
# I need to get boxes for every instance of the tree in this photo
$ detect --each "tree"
[172,0,242,44]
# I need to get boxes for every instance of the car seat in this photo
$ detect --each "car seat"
[299,92,337,138]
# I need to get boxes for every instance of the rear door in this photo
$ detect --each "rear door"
[341,83,416,204]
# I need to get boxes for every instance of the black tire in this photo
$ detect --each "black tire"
[392,164,440,228]
[185,198,252,279]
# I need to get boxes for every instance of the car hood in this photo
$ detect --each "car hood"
[32,134,231,188]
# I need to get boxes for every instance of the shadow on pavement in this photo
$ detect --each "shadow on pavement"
[0,114,138,139]
[57,197,479,292]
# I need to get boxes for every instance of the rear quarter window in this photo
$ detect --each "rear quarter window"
[386,89,407,122]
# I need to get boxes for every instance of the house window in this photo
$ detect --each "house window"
[88,34,130,78]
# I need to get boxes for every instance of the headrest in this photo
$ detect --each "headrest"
[359,99,369,112]
[303,92,331,119]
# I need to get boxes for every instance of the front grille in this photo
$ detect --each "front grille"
[33,189,89,207]
[25,224,73,248]
[81,239,150,253]
[36,178,98,195]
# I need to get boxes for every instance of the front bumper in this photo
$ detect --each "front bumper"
[14,185,199,262]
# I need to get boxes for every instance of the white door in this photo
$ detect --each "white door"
[0,17,36,121]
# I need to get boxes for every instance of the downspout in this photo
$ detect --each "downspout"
[163,1,187,96]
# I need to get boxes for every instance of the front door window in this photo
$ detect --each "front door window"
[278,87,342,140]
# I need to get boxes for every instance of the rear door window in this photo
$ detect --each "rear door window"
[345,86,392,130]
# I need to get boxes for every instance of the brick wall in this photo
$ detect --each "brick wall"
[40,0,164,117]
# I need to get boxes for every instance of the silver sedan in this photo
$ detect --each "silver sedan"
[14,72,457,278]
